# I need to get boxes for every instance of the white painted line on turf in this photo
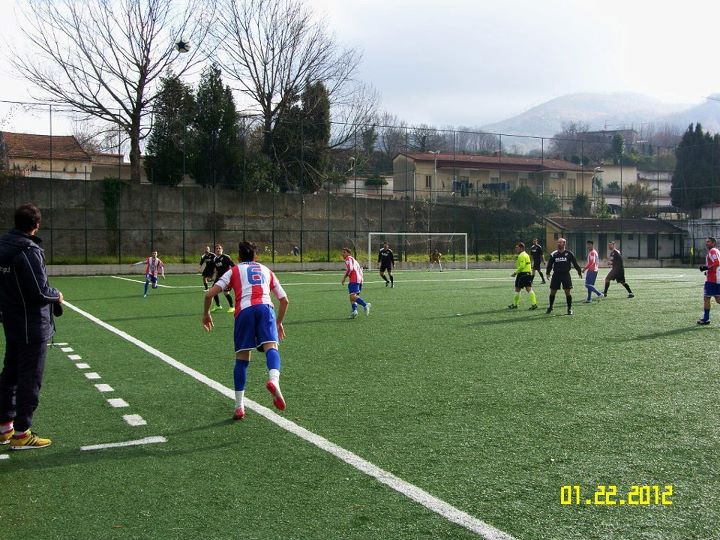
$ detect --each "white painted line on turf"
[63,300,517,540]
[95,384,114,392]
[81,436,166,452]
[84,372,101,380]
[0,454,8,460]
[110,276,202,289]
[68,354,82,360]
[60,347,74,352]
[75,363,90,369]
[55,342,68,346]
[123,414,147,426]
[107,398,129,408]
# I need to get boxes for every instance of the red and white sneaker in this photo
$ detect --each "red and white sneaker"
[233,407,245,420]
[265,380,286,411]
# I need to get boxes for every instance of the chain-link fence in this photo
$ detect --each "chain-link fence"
[0,99,700,264]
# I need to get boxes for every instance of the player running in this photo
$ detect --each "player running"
[378,242,395,287]
[530,238,546,284]
[697,236,720,325]
[203,241,289,420]
[603,241,635,298]
[132,250,165,297]
[341,247,370,318]
[212,244,235,313]
[581,240,604,302]
[545,238,582,315]
[508,242,538,310]
[198,246,216,290]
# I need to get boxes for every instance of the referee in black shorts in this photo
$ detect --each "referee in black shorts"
[546,237,583,315]
[378,242,395,287]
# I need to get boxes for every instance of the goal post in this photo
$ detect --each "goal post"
[368,232,468,271]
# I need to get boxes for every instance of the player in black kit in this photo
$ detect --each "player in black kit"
[212,244,235,313]
[378,242,395,287]
[603,241,634,298]
[198,246,216,290]
[545,237,583,315]
[530,238,546,284]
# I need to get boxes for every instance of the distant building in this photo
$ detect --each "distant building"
[0,131,146,182]
[393,151,594,210]
[2,131,92,180]
[545,216,684,260]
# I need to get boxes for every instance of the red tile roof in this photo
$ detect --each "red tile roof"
[399,152,585,172]
[2,131,91,161]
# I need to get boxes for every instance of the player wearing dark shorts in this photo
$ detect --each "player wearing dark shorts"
[546,237,582,315]
[603,241,634,298]
[378,243,395,287]
[530,238,546,284]
[212,244,235,312]
[199,246,215,290]
[508,242,538,310]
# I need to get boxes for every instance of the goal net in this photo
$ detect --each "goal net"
[367,232,468,271]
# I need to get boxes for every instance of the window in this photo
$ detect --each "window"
[628,234,634,240]
[554,233,559,239]
[567,179,576,196]
[425,175,432,188]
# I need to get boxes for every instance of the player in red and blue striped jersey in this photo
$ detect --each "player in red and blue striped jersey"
[131,250,165,297]
[202,241,289,420]
[341,247,370,318]
[698,236,720,325]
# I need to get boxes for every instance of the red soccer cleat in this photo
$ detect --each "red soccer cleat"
[265,380,286,411]
[233,407,245,420]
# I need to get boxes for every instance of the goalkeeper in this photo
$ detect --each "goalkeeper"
[697,236,720,325]
[508,242,538,310]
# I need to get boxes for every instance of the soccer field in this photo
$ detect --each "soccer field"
[1,268,717,539]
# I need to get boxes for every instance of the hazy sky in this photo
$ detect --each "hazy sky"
[2,0,720,134]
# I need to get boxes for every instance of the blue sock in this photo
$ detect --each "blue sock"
[351,303,358,312]
[356,297,367,308]
[143,281,149,295]
[233,360,249,391]
[704,309,710,321]
[266,348,281,371]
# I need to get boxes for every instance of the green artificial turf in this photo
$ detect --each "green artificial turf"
[1,268,717,539]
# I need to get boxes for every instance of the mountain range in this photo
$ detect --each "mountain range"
[481,92,720,139]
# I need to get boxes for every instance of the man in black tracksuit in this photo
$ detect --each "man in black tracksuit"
[546,237,582,315]
[0,204,63,449]
[212,244,235,312]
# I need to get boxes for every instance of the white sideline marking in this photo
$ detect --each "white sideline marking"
[68,354,82,360]
[107,398,129,408]
[75,363,90,369]
[84,372,101,380]
[123,414,147,426]
[95,384,114,392]
[111,276,202,289]
[63,300,516,540]
[60,347,74,352]
[0,454,8,460]
[81,436,166,451]
[55,342,68,346]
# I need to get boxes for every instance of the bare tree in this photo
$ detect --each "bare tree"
[212,0,364,157]
[12,0,214,182]
[549,121,591,161]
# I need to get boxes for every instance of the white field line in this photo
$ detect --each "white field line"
[95,384,114,392]
[0,454,8,460]
[68,354,82,361]
[60,347,74,352]
[84,372,101,380]
[111,276,202,289]
[75,363,90,369]
[107,398,129,408]
[81,436,166,452]
[123,414,147,427]
[62,300,516,540]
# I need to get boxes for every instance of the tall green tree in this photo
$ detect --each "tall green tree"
[144,74,195,186]
[300,81,331,191]
[671,123,720,211]
[193,65,242,187]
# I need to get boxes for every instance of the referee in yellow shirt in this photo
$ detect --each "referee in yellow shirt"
[508,242,539,310]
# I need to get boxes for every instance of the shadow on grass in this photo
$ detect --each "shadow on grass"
[623,325,706,342]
